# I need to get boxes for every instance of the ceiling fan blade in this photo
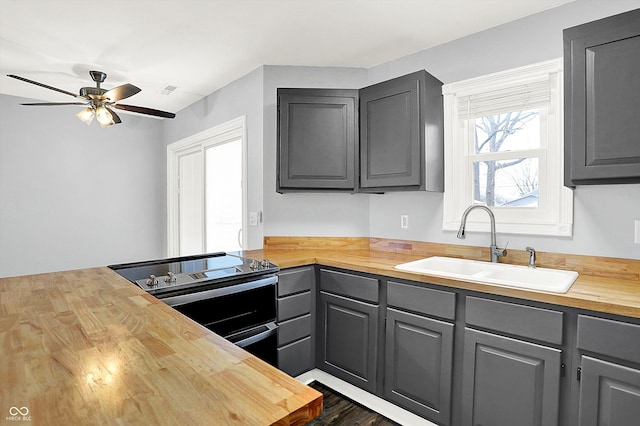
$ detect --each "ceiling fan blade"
[7,74,80,98]
[103,83,141,102]
[113,103,176,119]
[106,106,122,124]
[20,102,87,106]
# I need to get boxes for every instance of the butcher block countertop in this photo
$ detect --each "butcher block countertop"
[247,237,640,319]
[0,267,321,425]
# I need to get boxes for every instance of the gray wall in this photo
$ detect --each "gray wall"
[0,94,165,277]
[365,0,640,259]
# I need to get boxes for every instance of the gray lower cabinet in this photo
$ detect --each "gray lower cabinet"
[576,315,640,426]
[578,356,640,426]
[277,266,315,376]
[564,8,640,185]
[319,291,379,393]
[385,308,454,425]
[359,70,443,192]
[277,88,358,192]
[462,328,562,426]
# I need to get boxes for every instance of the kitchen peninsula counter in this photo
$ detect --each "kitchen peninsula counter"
[246,237,640,319]
[0,267,321,425]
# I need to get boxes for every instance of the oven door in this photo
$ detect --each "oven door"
[160,276,278,365]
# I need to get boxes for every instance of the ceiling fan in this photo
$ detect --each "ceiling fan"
[7,70,176,127]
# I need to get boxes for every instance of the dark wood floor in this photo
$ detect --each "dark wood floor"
[307,382,400,426]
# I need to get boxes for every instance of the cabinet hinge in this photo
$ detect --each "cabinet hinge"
[560,362,566,377]
[577,366,582,381]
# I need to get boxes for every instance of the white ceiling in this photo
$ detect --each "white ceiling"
[0,0,573,116]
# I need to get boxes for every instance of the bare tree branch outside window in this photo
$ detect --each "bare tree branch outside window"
[473,111,539,206]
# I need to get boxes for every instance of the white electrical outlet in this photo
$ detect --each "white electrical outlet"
[400,215,409,229]
[635,219,640,244]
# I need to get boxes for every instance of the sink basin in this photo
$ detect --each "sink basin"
[395,256,578,293]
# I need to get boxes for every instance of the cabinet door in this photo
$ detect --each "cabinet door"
[360,70,443,192]
[277,88,358,191]
[462,328,562,426]
[385,308,453,425]
[319,291,378,393]
[578,356,640,426]
[564,9,640,185]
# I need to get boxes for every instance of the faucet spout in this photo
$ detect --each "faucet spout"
[457,205,505,262]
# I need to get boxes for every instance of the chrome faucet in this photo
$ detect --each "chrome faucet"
[526,247,536,268]
[457,205,507,263]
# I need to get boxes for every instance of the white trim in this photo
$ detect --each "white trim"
[442,59,573,237]
[296,369,436,426]
[167,116,248,256]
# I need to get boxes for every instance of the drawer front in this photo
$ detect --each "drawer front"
[278,336,312,377]
[278,313,312,346]
[577,315,640,364]
[277,291,311,322]
[387,280,456,320]
[278,266,314,297]
[466,296,564,345]
[320,268,379,303]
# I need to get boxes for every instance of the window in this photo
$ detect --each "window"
[442,59,573,236]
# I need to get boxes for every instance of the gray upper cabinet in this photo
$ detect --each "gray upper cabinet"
[276,70,444,193]
[564,9,640,186]
[277,89,358,192]
[360,70,443,192]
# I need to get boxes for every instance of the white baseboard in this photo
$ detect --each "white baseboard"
[296,369,437,426]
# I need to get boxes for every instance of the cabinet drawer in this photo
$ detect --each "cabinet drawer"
[466,296,564,345]
[387,281,456,320]
[277,291,311,322]
[320,268,379,303]
[577,315,640,364]
[278,313,312,346]
[278,336,312,377]
[278,266,313,297]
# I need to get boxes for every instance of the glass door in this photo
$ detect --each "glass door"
[205,139,243,252]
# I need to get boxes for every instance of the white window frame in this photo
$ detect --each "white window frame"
[442,59,573,236]
[167,116,248,256]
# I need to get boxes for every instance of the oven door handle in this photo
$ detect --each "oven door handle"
[160,275,277,307]
[228,321,278,348]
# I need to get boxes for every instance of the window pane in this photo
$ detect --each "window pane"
[474,110,540,154]
[473,158,539,207]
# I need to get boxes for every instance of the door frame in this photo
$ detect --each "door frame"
[167,116,248,256]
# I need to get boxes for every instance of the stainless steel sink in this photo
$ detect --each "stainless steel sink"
[395,256,578,293]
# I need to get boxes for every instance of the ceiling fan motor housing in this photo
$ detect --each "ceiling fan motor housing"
[79,87,107,98]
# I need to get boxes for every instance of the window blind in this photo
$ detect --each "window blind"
[457,78,552,119]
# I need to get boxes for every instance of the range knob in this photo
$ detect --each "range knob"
[164,272,176,283]
[250,259,260,270]
[146,274,158,287]
[261,259,271,268]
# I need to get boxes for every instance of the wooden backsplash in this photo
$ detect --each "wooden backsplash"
[264,236,640,282]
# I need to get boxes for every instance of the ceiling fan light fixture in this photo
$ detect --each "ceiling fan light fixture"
[95,105,114,127]
[76,107,95,125]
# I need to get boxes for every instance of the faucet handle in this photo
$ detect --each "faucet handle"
[493,246,507,258]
